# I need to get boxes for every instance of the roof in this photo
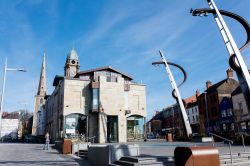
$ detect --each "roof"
[67,49,78,60]
[205,78,239,94]
[2,112,19,119]
[185,95,197,104]
[231,86,242,96]
[53,75,64,86]
[77,66,133,80]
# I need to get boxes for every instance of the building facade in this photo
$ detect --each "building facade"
[32,54,47,135]
[37,105,46,136]
[232,87,250,133]
[197,69,239,136]
[45,49,147,143]
[0,112,20,140]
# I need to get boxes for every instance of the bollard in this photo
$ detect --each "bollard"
[174,146,220,166]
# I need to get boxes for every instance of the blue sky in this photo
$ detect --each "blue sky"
[0,0,250,119]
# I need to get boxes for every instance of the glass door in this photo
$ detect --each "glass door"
[107,116,118,142]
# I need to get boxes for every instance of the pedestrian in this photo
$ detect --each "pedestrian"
[43,132,50,150]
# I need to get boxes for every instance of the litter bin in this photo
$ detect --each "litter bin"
[63,139,72,154]
[174,146,219,166]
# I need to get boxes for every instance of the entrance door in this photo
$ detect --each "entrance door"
[107,116,118,142]
[127,116,144,140]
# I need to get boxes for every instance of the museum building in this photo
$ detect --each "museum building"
[44,49,147,143]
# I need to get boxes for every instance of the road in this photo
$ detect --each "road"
[0,143,91,166]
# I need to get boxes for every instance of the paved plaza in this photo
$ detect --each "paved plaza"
[1,141,250,165]
[0,143,91,166]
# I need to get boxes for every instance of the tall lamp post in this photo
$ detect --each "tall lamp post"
[0,57,26,138]
[191,0,250,111]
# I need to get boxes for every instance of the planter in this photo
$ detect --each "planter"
[72,142,89,154]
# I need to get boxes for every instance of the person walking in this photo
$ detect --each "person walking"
[43,132,50,150]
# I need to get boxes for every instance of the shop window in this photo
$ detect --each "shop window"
[239,103,243,115]
[227,108,233,116]
[241,122,246,130]
[221,110,226,118]
[231,123,234,130]
[223,124,226,131]
[92,88,99,110]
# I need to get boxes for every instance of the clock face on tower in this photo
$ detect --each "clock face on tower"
[71,60,75,64]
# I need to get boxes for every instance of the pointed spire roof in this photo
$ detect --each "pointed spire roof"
[67,49,78,60]
[37,53,47,96]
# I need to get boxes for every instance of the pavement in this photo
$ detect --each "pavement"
[1,141,250,166]
[0,143,92,166]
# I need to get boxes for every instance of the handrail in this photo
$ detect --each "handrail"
[209,132,233,164]
[238,131,250,137]
[85,136,95,144]
[209,132,233,144]
[237,132,250,152]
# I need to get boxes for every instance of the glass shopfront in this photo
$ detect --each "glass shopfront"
[127,115,144,140]
[65,113,87,138]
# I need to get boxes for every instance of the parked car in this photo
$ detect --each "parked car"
[24,135,45,143]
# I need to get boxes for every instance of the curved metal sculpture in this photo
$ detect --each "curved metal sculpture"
[191,0,250,111]
[152,50,192,137]
[152,61,187,107]
[191,9,250,51]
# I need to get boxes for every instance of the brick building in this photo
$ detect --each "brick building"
[197,69,239,136]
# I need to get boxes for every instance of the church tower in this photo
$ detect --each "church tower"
[32,53,47,135]
[64,49,80,77]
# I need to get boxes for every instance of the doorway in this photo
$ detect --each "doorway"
[107,116,118,142]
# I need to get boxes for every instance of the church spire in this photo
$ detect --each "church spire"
[37,53,47,96]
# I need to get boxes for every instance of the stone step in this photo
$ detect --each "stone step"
[238,152,250,157]
[113,156,175,166]
[120,156,174,164]
[220,157,250,165]
[75,150,88,158]
[219,153,239,159]
[115,160,175,166]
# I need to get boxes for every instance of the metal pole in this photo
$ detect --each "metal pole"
[0,58,7,139]
[204,92,209,135]
[159,50,192,137]
[242,134,246,152]
[144,117,147,141]
[229,142,233,164]
[86,115,89,139]
[207,0,250,106]
[0,57,26,139]
[212,136,215,147]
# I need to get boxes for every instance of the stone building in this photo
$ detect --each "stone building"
[45,49,146,143]
[186,92,200,134]
[36,105,46,136]
[32,54,47,135]
[232,87,250,133]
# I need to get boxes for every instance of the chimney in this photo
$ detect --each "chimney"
[206,80,212,89]
[226,68,233,79]
[196,90,200,98]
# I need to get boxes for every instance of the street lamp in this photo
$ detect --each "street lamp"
[152,50,192,137]
[0,57,26,138]
[191,0,250,111]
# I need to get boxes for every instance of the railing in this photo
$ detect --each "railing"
[238,132,250,152]
[66,134,95,144]
[209,132,234,164]
[85,136,96,144]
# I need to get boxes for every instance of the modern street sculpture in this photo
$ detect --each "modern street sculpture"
[191,0,250,111]
[152,50,192,138]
